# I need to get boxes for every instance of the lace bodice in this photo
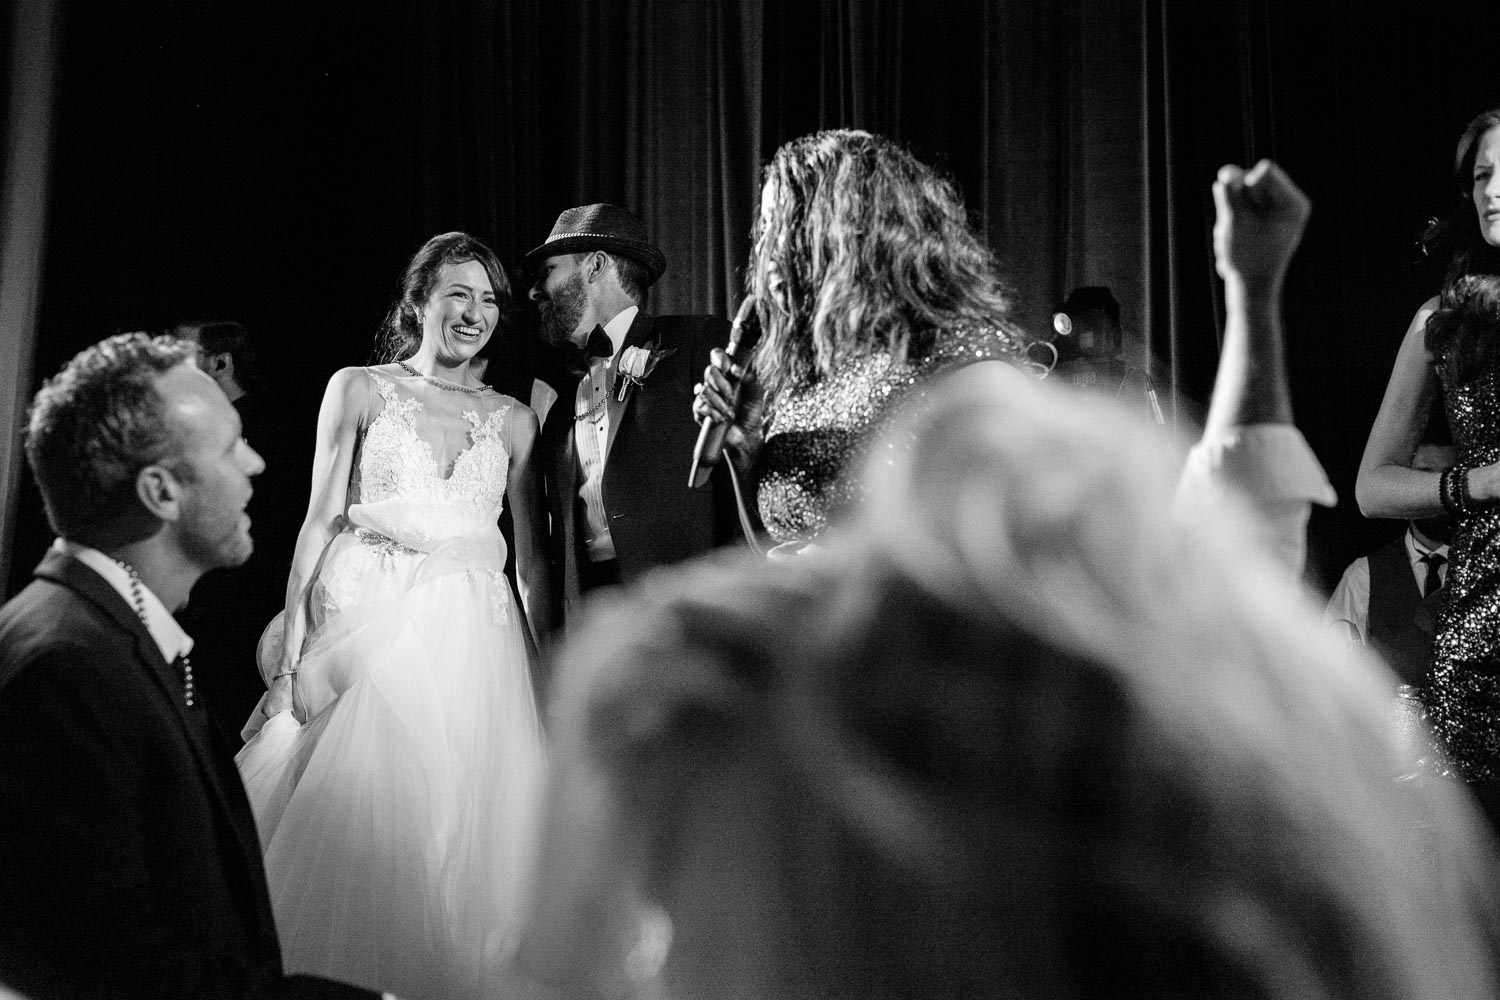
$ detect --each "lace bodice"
[347,371,512,550]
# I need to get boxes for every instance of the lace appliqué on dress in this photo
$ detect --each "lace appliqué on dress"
[358,372,511,511]
[321,372,514,615]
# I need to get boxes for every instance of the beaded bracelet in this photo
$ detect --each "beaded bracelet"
[271,668,298,680]
[1440,466,1463,518]
[1460,465,1481,515]
[1440,464,1487,519]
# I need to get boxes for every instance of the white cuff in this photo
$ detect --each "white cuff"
[1175,424,1335,580]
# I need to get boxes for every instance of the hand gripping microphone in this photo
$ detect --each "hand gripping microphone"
[689,296,761,489]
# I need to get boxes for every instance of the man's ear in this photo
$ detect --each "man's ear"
[583,250,608,284]
[207,352,234,378]
[135,464,184,522]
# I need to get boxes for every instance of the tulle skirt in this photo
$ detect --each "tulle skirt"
[237,528,544,1000]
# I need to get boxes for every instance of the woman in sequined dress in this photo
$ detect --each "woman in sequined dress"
[234,233,551,999]
[1358,108,1500,811]
[693,129,1027,555]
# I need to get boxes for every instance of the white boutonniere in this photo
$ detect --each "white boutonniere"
[616,343,677,402]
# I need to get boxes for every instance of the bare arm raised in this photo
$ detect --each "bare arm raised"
[1177,159,1335,577]
[1204,158,1308,434]
[263,367,369,717]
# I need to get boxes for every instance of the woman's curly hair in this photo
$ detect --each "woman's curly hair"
[748,130,1026,406]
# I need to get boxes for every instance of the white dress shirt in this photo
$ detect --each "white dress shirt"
[574,305,638,562]
[54,538,193,664]
[1324,528,1449,645]
[1174,423,1337,580]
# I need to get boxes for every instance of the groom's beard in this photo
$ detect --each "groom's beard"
[538,272,588,347]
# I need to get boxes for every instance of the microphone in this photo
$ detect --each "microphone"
[1145,373,1166,426]
[689,296,761,488]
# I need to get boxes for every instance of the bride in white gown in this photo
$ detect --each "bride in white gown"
[236,233,551,1000]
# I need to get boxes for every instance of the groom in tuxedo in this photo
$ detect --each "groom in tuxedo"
[0,333,381,1000]
[528,204,736,633]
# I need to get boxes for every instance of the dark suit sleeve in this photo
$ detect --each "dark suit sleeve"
[0,650,376,1000]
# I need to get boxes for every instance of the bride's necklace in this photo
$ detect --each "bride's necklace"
[110,557,195,707]
[398,360,487,395]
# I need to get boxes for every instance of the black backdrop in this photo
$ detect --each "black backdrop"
[8,0,1500,596]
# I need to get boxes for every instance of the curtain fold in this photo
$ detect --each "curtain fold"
[0,0,64,589]
[14,0,1500,595]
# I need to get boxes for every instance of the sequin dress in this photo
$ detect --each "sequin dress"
[756,327,1020,546]
[235,369,544,999]
[1428,355,1500,780]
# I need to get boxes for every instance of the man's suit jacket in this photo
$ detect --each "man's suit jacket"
[542,310,737,628]
[1367,534,1438,689]
[0,550,376,1000]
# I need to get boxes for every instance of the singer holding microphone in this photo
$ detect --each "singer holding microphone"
[693,129,1028,555]
[528,204,738,635]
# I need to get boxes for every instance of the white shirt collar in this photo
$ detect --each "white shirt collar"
[601,305,639,361]
[1404,527,1449,563]
[54,538,194,663]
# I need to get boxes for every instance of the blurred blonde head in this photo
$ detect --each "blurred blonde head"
[521,365,1500,1000]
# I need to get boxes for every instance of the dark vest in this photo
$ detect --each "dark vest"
[1367,535,1437,689]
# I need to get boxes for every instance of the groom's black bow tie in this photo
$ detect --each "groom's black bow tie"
[569,325,615,376]
[585,325,614,361]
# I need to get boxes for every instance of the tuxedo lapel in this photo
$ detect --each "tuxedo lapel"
[607,311,655,460]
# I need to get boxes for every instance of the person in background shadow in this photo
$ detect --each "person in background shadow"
[514,161,1500,1000]
[175,319,301,744]
[1329,435,1456,775]
[1328,436,1455,688]
[527,204,736,635]
[179,318,262,412]
[1047,285,1164,427]
[0,333,384,1000]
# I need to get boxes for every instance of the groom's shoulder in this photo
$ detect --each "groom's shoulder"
[647,312,731,348]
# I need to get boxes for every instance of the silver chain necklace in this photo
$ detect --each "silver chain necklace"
[575,394,609,424]
[111,558,195,707]
[574,361,611,424]
[398,360,487,395]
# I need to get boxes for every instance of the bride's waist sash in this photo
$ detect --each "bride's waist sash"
[344,498,507,572]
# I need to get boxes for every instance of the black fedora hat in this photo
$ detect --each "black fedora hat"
[525,203,667,284]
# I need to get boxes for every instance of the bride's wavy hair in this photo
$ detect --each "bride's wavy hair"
[748,130,1025,407]
[1423,108,1500,385]
[374,232,513,364]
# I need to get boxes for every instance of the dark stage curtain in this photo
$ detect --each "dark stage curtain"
[0,0,64,589]
[7,0,1500,597]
